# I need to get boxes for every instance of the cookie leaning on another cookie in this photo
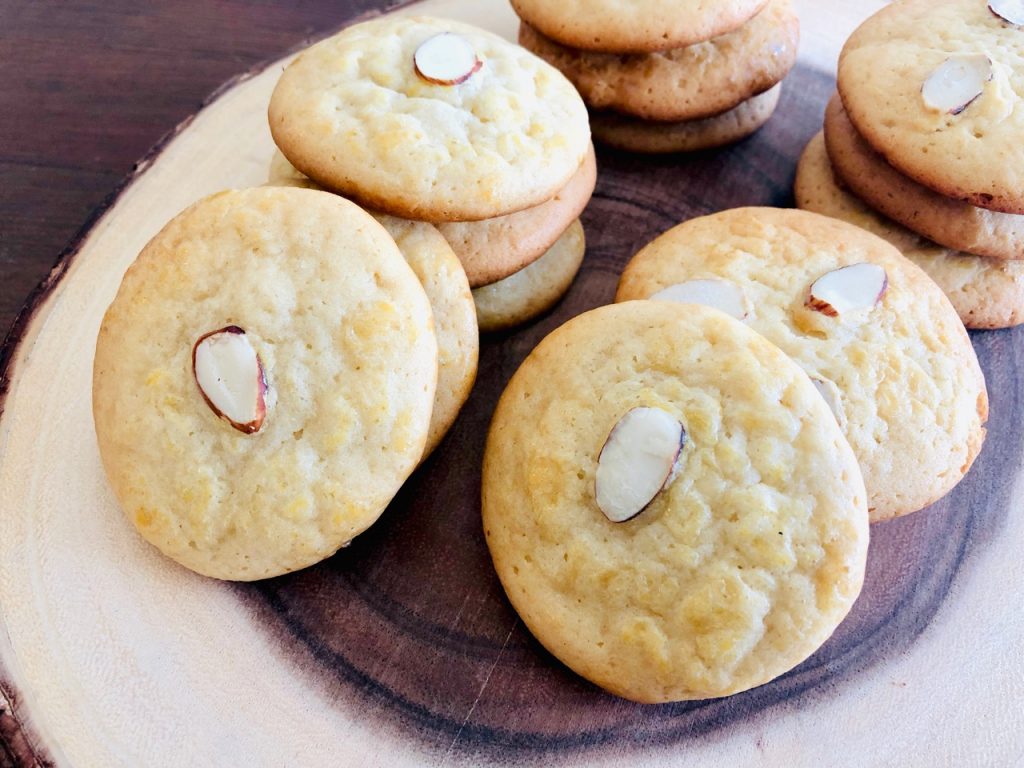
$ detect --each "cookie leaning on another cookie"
[473,219,585,333]
[519,0,798,123]
[265,155,478,457]
[590,86,781,154]
[616,207,988,521]
[268,16,591,222]
[483,301,869,702]
[798,131,1024,330]
[94,187,438,580]
[838,0,1024,214]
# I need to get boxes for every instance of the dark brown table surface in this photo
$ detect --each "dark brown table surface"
[0,0,387,343]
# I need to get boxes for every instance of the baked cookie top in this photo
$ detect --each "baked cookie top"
[509,0,769,53]
[519,0,799,122]
[93,187,437,580]
[616,207,988,521]
[265,153,479,455]
[268,16,591,222]
[838,0,1024,214]
[483,301,869,703]
[799,131,1024,330]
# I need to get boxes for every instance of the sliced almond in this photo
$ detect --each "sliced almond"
[192,326,269,434]
[806,263,888,317]
[650,279,750,320]
[595,407,686,523]
[921,55,992,115]
[810,377,846,428]
[990,0,1024,24]
[413,33,482,86]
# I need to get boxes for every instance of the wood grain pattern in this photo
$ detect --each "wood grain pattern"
[1,1,1022,766]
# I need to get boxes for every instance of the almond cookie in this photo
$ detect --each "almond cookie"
[268,147,595,288]
[266,154,478,455]
[509,0,769,53]
[473,219,585,332]
[798,131,1024,329]
[269,16,591,222]
[93,188,438,580]
[483,301,869,702]
[590,85,780,154]
[823,94,1024,261]
[519,0,798,122]
[838,0,1024,214]
[616,207,988,521]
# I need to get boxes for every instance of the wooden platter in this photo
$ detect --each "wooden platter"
[1,1,1022,765]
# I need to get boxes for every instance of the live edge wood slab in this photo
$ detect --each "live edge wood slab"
[0,1,1021,766]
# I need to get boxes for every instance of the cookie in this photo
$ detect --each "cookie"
[269,146,596,288]
[519,0,798,122]
[268,16,591,222]
[590,85,780,154]
[437,145,596,287]
[798,132,1024,330]
[473,219,585,332]
[823,94,1024,261]
[509,0,769,53]
[266,153,479,453]
[93,188,438,580]
[483,301,869,702]
[837,0,1024,214]
[371,216,479,455]
[616,207,988,521]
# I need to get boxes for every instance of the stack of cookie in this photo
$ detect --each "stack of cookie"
[513,0,799,153]
[267,16,596,332]
[799,0,1024,329]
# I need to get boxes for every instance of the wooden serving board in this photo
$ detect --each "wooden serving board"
[1,1,1022,765]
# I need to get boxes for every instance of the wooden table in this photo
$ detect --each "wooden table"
[0,0,379,342]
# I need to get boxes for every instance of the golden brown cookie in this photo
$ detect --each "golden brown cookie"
[93,188,438,580]
[269,16,591,222]
[483,301,869,702]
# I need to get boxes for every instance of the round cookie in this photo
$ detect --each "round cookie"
[437,145,596,287]
[590,85,780,154]
[483,301,869,703]
[269,147,596,288]
[93,187,438,580]
[823,93,1024,261]
[837,0,1024,214]
[266,153,479,454]
[518,0,799,122]
[509,0,769,54]
[473,219,585,332]
[616,207,989,522]
[798,131,1024,330]
[269,16,591,222]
